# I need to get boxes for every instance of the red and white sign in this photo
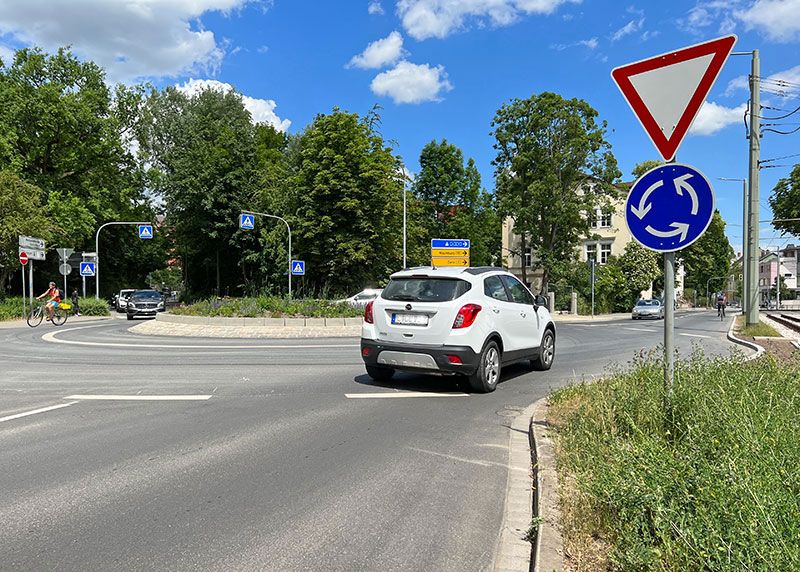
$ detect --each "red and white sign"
[19,251,28,265]
[611,35,737,161]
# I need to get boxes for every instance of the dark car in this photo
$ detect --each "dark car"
[126,290,165,320]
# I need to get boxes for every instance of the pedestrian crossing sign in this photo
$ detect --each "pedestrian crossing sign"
[239,214,255,230]
[291,260,305,275]
[138,225,153,239]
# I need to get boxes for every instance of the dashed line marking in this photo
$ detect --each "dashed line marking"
[345,392,469,399]
[64,394,212,401]
[679,333,711,339]
[0,402,78,424]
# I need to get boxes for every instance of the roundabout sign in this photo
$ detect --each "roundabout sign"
[625,163,715,252]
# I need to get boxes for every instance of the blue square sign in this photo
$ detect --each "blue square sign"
[79,261,96,276]
[138,224,153,239]
[239,214,255,230]
[291,260,305,275]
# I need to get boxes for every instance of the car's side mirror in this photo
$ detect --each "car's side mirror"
[535,295,549,310]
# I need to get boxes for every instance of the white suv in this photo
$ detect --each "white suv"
[360,267,556,393]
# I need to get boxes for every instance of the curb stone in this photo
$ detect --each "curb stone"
[530,398,564,572]
[726,314,765,361]
[493,402,536,572]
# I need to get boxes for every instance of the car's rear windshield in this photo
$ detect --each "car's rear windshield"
[133,291,161,300]
[382,277,471,302]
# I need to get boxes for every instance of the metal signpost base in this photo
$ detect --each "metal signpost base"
[664,252,675,410]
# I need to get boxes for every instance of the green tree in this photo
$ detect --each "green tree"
[0,171,56,294]
[285,109,404,295]
[492,92,620,292]
[617,241,661,305]
[631,160,663,179]
[769,163,800,237]
[680,210,733,300]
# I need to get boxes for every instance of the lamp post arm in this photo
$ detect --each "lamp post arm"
[95,221,152,300]
[242,211,293,298]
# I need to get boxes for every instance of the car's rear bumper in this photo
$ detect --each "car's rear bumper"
[360,339,480,375]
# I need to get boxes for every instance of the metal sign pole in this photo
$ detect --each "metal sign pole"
[21,265,26,317]
[29,261,34,306]
[590,259,595,318]
[664,252,676,410]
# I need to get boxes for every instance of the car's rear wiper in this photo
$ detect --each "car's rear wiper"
[389,295,417,301]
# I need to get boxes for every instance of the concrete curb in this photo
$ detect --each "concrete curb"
[727,314,765,362]
[493,402,536,572]
[531,398,564,572]
[156,313,363,328]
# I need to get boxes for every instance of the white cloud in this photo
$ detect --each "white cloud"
[368,1,385,14]
[690,101,747,135]
[612,17,644,41]
[550,37,598,50]
[396,0,579,40]
[735,0,800,42]
[370,61,452,104]
[177,78,291,132]
[0,43,15,66]
[348,31,406,69]
[0,0,257,83]
[725,65,800,99]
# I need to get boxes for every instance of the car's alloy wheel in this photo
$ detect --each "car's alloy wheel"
[532,329,555,371]
[467,340,501,393]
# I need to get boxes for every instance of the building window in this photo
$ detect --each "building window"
[591,208,612,228]
[600,243,612,264]
[524,246,532,268]
[586,243,597,262]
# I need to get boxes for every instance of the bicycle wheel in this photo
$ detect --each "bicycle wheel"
[27,305,43,327]
[52,307,68,326]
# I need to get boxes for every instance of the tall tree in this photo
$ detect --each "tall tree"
[286,109,404,295]
[680,210,733,298]
[631,160,663,179]
[413,140,500,266]
[769,163,800,237]
[492,92,620,292]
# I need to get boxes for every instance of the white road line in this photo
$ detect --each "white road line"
[624,327,655,332]
[345,392,469,399]
[679,333,711,339]
[0,401,78,424]
[64,394,212,401]
[41,324,358,350]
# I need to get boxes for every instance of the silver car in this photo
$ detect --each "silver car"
[632,299,664,320]
[341,288,383,309]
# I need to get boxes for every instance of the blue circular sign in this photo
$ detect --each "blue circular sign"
[625,163,715,252]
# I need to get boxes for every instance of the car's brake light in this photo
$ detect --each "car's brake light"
[446,355,463,364]
[452,304,481,329]
[364,300,374,324]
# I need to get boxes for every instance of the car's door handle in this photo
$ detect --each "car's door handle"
[491,306,500,314]
[520,312,526,318]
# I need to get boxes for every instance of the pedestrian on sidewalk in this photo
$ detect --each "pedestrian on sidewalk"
[71,288,81,316]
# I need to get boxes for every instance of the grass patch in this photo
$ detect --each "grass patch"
[549,353,800,571]
[735,315,781,338]
[169,296,362,318]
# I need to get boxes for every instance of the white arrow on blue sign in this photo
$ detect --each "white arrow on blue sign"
[431,239,470,249]
[291,260,305,275]
[625,163,715,253]
[138,225,153,239]
[79,261,96,276]
[239,214,255,230]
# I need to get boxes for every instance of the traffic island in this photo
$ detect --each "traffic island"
[128,313,362,338]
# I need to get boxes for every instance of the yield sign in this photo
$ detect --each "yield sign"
[611,35,737,161]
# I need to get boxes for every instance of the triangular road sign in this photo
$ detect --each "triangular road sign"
[611,35,737,161]
[293,263,303,273]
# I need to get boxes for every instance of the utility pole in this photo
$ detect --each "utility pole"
[746,49,761,326]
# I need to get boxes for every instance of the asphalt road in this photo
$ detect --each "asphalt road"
[0,310,741,571]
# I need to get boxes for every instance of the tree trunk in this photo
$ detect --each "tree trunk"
[216,249,221,296]
[520,234,528,287]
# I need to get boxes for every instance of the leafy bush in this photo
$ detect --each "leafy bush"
[550,353,800,571]
[0,297,25,320]
[170,296,362,318]
[74,297,110,316]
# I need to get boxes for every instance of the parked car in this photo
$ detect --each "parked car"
[126,290,165,320]
[632,299,664,320]
[341,288,383,309]
[360,267,556,393]
[115,289,136,312]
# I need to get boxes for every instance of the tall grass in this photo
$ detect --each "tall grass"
[169,296,362,318]
[550,352,800,571]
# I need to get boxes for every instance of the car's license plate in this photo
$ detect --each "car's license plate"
[392,313,428,326]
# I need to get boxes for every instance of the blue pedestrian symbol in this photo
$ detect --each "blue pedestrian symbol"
[138,225,153,239]
[239,214,255,230]
[79,262,96,276]
[291,260,305,276]
[625,163,715,252]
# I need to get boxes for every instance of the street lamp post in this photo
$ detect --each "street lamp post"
[242,210,293,298]
[95,221,152,300]
[719,177,748,314]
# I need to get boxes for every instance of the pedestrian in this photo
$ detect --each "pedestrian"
[71,288,81,316]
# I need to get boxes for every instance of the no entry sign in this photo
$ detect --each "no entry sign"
[19,251,28,265]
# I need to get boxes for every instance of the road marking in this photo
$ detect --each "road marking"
[345,392,469,399]
[679,333,711,339]
[64,394,212,401]
[41,324,358,350]
[0,401,78,424]
[624,327,654,332]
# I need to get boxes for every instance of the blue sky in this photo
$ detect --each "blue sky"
[1,0,798,253]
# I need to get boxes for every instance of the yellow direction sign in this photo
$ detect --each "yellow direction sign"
[431,248,469,257]
[432,256,470,267]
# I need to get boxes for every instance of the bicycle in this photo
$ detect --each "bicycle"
[27,301,70,327]
[716,304,726,321]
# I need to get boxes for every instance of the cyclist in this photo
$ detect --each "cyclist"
[36,281,61,321]
[716,291,727,318]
